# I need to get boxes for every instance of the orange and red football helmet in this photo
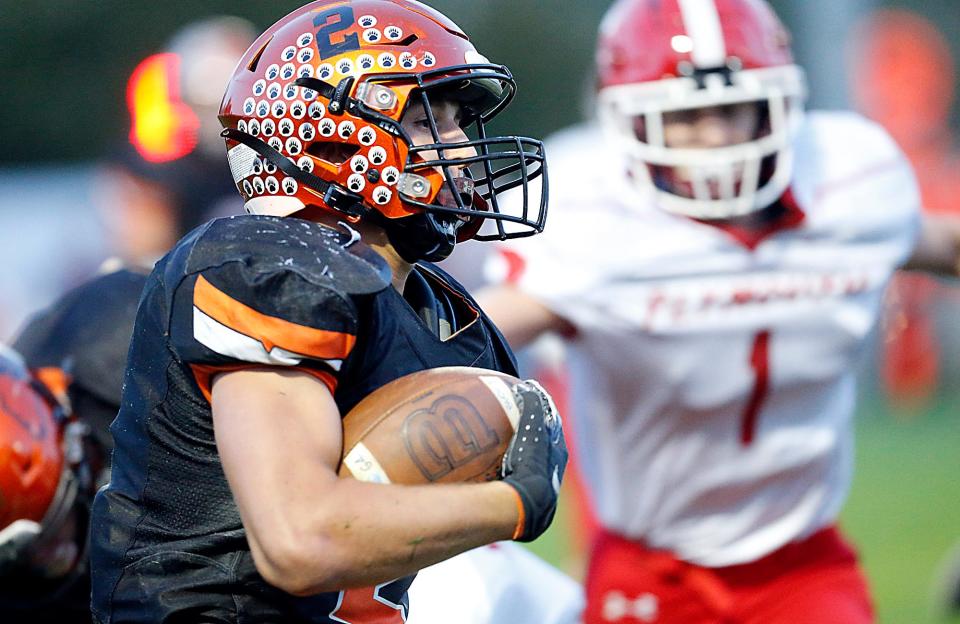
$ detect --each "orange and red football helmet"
[219,0,547,258]
[597,0,806,219]
[0,347,81,573]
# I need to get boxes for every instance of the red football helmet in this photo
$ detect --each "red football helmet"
[0,347,81,574]
[596,0,806,219]
[220,0,547,259]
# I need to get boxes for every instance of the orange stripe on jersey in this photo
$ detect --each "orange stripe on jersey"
[190,364,338,404]
[193,274,355,360]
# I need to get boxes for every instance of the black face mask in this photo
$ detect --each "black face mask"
[383,211,465,263]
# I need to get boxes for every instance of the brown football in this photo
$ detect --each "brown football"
[338,367,522,485]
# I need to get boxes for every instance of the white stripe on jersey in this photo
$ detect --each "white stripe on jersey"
[678,0,727,67]
[192,306,344,371]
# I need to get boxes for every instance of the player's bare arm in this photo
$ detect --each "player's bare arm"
[477,286,571,349]
[213,368,519,595]
[905,213,960,276]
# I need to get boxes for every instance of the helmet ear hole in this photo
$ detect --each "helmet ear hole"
[305,142,361,167]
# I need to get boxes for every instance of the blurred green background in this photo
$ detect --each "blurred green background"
[2,0,959,164]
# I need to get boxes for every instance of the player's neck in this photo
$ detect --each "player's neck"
[365,237,413,292]
[293,208,413,291]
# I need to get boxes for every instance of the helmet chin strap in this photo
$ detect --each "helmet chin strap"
[366,209,464,263]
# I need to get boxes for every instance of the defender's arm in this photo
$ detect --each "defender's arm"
[905,214,960,277]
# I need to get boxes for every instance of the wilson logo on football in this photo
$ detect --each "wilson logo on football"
[402,396,501,482]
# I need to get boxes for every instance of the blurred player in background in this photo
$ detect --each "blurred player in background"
[480,0,960,622]
[95,17,256,265]
[89,1,568,622]
[0,346,94,623]
[0,269,145,623]
[848,9,960,412]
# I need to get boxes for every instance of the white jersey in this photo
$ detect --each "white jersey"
[406,543,584,624]
[490,112,920,567]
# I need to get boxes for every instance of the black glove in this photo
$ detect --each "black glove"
[500,379,568,542]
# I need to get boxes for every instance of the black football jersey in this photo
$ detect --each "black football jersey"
[89,215,518,624]
[14,267,148,454]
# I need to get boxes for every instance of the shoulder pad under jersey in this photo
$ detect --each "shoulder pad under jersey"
[13,268,148,405]
[171,215,391,297]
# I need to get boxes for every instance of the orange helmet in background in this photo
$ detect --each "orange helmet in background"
[219,0,548,260]
[0,346,78,572]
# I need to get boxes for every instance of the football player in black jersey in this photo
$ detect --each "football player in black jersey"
[0,269,147,623]
[89,1,565,623]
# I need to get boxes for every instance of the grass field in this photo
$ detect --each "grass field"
[527,390,960,624]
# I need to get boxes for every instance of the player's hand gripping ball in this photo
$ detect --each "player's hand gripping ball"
[499,380,568,542]
[338,368,568,542]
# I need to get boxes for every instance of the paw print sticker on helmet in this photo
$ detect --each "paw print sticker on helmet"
[382,166,400,186]
[237,120,248,133]
[302,88,318,102]
[256,100,270,118]
[297,156,314,173]
[298,65,314,79]
[252,158,264,175]
[265,176,280,194]
[297,32,313,48]
[242,180,253,196]
[260,119,276,136]
[308,102,326,120]
[358,127,377,146]
[337,58,354,75]
[347,174,367,193]
[282,46,297,62]
[272,101,288,118]
[253,177,265,194]
[378,53,396,69]
[297,48,314,64]
[290,101,307,119]
[267,83,282,100]
[268,136,284,152]
[364,29,382,44]
[384,26,403,41]
[283,178,299,195]
[243,98,256,115]
[265,64,280,81]
[422,52,436,68]
[264,161,277,174]
[372,186,392,205]
[286,138,303,156]
[338,121,356,139]
[299,123,316,141]
[350,155,369,174]
[358,15,377,28]
[318,64,334,80]
[278,119,295,137]
[247,119,261,137]
[357,54,376,71]
[252,80,267,97]
[319,118,337,137]
[281,63,296,81]
[369,146,387,166]
[284,84,299,100]
[399,52,417,70]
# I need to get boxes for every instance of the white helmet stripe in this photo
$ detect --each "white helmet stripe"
[678,0,727,68]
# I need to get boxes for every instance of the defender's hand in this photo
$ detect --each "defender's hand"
[500,380,568,542]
